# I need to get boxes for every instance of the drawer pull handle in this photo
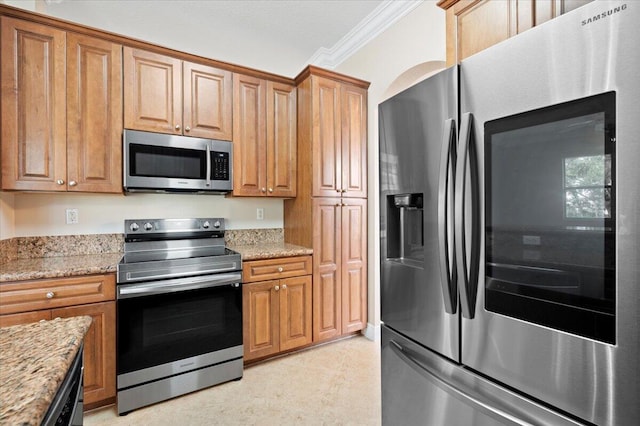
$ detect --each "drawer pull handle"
[46,292,55,299]
[278,267,284,272]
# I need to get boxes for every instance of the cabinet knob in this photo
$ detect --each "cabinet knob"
[274,285,280,291]
[56,179,65,185]
[261,187,266,193]
[336,189,341,193]
[335,203,341,207]
[268,188,273,193]
[282,284,287,290]
[69,180,77,187]
[341,189,347,193]
[277,267,284,272]
[46,291,55,299]
[175,124,181,131]
[185,126,191,132]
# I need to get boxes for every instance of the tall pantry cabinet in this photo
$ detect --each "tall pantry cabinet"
[284,66,369,343]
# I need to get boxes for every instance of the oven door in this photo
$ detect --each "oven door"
[116,272,242,389]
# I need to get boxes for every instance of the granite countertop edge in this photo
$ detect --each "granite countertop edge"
[0,243,313,282]
[0,316,92,425]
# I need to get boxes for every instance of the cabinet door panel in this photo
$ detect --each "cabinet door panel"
[280,275,312,351]
[0,310,52,328]
[233,74,266,196]
[312,198,342,341]
[341,199,368,333]
[312,77,341,197]
[183,62,232,140]
[455,0,512,63]
[341,84,367,198]
[67,33,122,193]
[123,47,182,134]
[267,81,297,197]
[1,17,66,191]
[53,301,116,408]
[243,280,279,361]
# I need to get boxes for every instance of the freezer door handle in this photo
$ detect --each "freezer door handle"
[389,339,533,426]
[437,118,457,314]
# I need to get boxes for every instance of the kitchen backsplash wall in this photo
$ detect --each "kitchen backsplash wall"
[224,228,284,246]
[0,238,18,264]
[5,192,283,237]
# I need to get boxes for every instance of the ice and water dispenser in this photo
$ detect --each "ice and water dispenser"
[386,193,424,267]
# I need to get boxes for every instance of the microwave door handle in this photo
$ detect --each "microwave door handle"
[455,112,479,319]
[437,118,457,314]
[205,144,212,187]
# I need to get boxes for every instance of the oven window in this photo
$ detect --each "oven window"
[117,283,242,374]
[130,144,206,179]
[484,91,616,344]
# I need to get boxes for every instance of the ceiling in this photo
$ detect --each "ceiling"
[35,0,424,76]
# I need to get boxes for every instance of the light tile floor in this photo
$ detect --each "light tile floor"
[86,336,381,425]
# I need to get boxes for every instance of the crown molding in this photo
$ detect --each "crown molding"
[307,0,424,70]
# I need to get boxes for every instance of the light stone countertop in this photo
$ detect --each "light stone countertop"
[227,242,313,261]
[0,253,122,283]
[0,316,92,425]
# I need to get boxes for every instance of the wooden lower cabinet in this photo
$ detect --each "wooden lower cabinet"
[0,274,116,410]
[52,301,116,409]
[242,256,313,362]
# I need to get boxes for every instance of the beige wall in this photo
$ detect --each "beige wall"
[335,0,446,337]
[0,193,16,239]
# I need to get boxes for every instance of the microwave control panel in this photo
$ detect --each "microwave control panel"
[212,151,230,180]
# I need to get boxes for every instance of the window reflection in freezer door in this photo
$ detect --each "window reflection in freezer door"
[484,91,616,344]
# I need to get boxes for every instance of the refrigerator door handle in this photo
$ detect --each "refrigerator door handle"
[389,340,533,426]
[455,112,479,319]
[437,118,457,314]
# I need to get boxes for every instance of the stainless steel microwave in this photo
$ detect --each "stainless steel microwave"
[123,129,233,194]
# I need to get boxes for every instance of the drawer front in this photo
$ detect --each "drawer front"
[243,256,312,283]
[0,310,52,328]
[0,274,116,315]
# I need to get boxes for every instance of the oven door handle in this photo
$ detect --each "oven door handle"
[117,272,242,299]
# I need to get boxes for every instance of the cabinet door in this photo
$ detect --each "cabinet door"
[341,199,368,334]
[0,310,52,328]
[312,198,342,342]
[233,74,267,196]
[67,33,123,193]
[243,280,280,361]
[312,76,342,197]
[266,81,297,197]
[1,17,66,191]
[53,301,116,409]
[341,84,367,198]
[183,62,232,140]
[123,47,182,134]
[279,275,312,351]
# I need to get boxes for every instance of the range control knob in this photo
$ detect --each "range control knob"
[202,221,210,229]
[213,220,221,229]
[129,222,139,232]
[144,222,154,231]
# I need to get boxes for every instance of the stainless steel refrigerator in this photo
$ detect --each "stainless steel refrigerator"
[379,2,639,425]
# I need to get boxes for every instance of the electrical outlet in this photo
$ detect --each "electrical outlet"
[256,208,264,220]
[66,208,79,225]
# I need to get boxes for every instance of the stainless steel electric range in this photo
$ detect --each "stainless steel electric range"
[116,218,242,415]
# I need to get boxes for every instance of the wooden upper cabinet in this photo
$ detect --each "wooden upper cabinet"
[233,74,296,197]
[1,18,122,193]
[312,76,342,197]
[124,47,182,135]
[310,75,367,198]
[341,84,367,198]
[124,47,232,139]
[67,33,123,193]
[1,17,66,191]
[266,81,297,197]
[233,74,266,196]
[439,0,593,65]
[183,61,232,140]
